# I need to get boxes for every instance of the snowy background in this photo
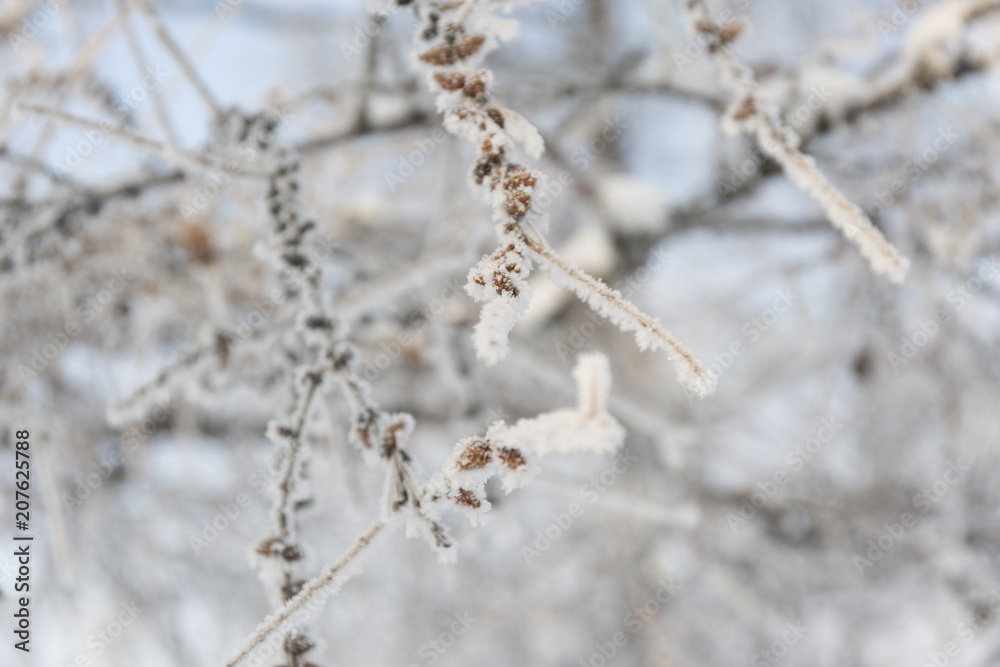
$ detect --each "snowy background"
[2,0,1000,666]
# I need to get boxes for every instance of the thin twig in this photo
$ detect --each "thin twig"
[140,1,223,115]
[17,103,272,178]
[225,518,388,667]
[523,230,715,397]
[117,0,179,145]
[17,101,163,149]
[684,0,910,283]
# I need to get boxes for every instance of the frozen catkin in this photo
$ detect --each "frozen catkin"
[686,0,911,284]
[403,0,715,395]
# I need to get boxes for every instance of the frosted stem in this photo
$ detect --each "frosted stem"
[225,518,388,667]
[524,233,716,397]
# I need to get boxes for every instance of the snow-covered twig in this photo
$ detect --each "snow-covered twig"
[140,1,223,116]
[17,102,166,151]
[15,103,273,178]
[424,352,627,524]
[402,0,714,395]
[225,517,389,667]
[229,349,629,666]
[685,0,911,284]
[524,230,716,397]
[117,1,178,145]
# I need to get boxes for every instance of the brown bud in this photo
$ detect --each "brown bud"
[418,45,451,66]
[497,447,526,470]
[695,19,717,34]
[454,488,482,508]
[454,34,486,59]
[486,108,505,128]
[731,97,756,121]
[493,272,518,297]
[463,74,488,98]
[718,21,746,44]
[456,439,492,469]
[434,72,466,91]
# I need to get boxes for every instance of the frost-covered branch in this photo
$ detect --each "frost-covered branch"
[225,517,389,667]
[842,0,1000,123]
[684,0,911,284]
[255,363,324,667]
[140,1,223,116]
[524,230,716,397]
[424,352,627,524]
[227,350,628,666]
[15,103,272,178]
[388,0,716,395]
